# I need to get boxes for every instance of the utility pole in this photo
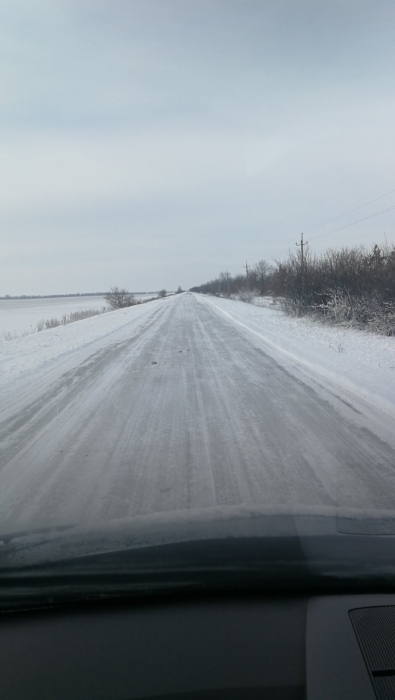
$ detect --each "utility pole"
[225,271,230,295]
[296,233,308,266]
[296,233,308,304]
[244,261,250,289]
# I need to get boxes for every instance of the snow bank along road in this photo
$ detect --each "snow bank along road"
[1,292,395,532]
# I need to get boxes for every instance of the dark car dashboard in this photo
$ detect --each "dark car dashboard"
[0,592,393,700]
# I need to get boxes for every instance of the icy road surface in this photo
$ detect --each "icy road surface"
[1,292,395,531]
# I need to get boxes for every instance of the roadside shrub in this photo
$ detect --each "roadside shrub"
[238,288,258,303]
[2,330,18,341]
[65,308,107,323]
[44,317,62,329]
[189,241,395,335]
[39,308,106,331]
[270,242,395,335]
[105,287,136,309]
[312,289,395,335]
[1,307,108,341]
[278,298,306,317]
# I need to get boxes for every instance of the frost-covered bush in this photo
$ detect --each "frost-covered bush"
[278,298,306,316]
[270,242,395,335]
[314,289,395,335]
[238,288,258,303]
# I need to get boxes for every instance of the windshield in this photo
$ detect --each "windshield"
[1,1,395,601]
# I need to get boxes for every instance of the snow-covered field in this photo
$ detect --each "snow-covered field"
[0,295,167,390]
[0,294,157,336]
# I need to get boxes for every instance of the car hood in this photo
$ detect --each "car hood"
[1,504,395,608]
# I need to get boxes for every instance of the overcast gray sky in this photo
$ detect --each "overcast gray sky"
[1,0,394,294]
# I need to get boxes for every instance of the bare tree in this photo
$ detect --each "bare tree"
[159,289,167,298]
[219,271,231,296]
[104,286,136,309]
[176,286,183,294]
[254,260,272,295]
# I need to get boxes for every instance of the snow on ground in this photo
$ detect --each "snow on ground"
[1,291,395,528]
[2,290,394,424]
[198,294,395,418]
[0,295,170,392]
[0,294,156,336]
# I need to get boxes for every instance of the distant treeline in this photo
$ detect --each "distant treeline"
[190,242,395,335]
[0,292,157,300]
[190,260,272,297]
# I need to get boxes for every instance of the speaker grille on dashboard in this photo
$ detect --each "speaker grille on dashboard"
[350,606,395,700]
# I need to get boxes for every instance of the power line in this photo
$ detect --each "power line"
[266,198,395,261]
[309,204,395,243]
[304,188,395,235]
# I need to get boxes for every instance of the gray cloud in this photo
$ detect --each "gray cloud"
[1,0,394,294]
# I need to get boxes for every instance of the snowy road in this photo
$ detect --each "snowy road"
[1,292,395,531]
